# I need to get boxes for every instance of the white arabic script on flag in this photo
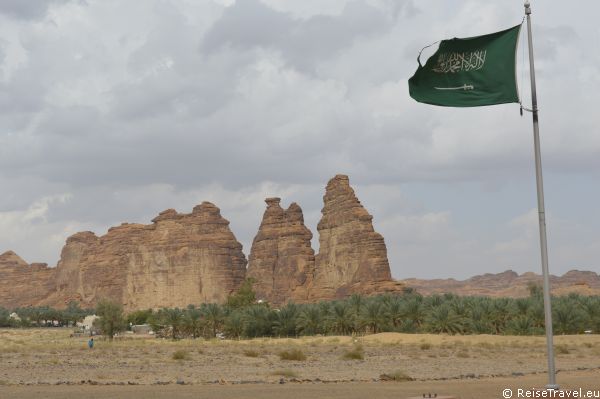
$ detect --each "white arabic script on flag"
[432,50,487,73]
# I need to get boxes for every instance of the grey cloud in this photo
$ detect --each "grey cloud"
[202,0,392,72]
[534,25,578,61]
[0,0,75,20]
[0,0,599,278]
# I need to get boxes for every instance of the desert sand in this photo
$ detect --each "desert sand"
[1,329,599,398]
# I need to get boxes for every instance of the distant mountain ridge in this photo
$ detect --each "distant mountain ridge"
[402,269,600,297]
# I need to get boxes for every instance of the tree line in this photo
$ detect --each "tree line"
[2,281,599,338]
[0,301,93,328]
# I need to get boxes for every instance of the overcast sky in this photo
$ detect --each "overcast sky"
[1,0,598,279]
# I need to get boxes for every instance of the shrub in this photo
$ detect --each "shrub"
[243,349,260,357]
[555,345,570,355]
[420,343,431,350]
[278,348,306,361]
[342,344,364,360]
[172,350,190,360]
[95,299,127,341]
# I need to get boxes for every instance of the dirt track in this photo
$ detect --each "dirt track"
[2,370,600,399]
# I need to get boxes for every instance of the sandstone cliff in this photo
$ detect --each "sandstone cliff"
[310,174,401,299]
[7,174,597,311]
[246,198,315,304]
[1,202,247,311]
[0,251,54,309]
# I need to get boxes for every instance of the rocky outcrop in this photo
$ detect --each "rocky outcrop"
[402,270,600,297]
[3,174,600,311]
[0,251,55,309]
[247,198,315,304]
[1,202,247,311]
[310,175,398,299]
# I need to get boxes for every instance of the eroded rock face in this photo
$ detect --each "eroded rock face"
[311,175,394,299]
[2,202,247,311]
[0,175,403,310]
[0,251,55,309]
[247,198,315,305]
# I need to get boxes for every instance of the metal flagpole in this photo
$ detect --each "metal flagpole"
[524,0,558,390]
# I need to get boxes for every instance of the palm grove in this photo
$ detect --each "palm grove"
[1,280,599,338]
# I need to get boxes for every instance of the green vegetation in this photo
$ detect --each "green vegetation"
[278,348,307,361]
[0,301,93,328]
[226,278,257,309]
[94,299,127,341]
[2,282,600,339]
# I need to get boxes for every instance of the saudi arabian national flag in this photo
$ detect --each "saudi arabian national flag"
[408,25,521,107]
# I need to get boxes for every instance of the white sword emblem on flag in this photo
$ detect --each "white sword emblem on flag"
[433,84,474,90]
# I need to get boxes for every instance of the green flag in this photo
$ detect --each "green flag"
[408,24,521,107]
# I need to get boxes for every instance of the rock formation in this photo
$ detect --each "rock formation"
[8,174,597,311]
[0,251,54,309]
[402,270,600,297]
[246,198,315,304]
[1,202,247,311]
[310,175,402,299]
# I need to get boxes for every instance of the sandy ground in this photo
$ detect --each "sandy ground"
[1,329,599,397]
[2,370,600,399]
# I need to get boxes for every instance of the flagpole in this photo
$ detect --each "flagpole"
[524,0,558,390]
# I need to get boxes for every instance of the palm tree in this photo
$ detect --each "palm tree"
[425,305,464,335]
[507,315,538,335]
[183,306,203,339]
[580,297,600,332]
[384,296,403,330]
[427,295,443,308]
[273,303,299,337]
[297,305,322,335]
[224,311,244,339]
[349,294,364,315]
[469,305,493,334]
[527,299,545,329]
[361,300,386,334]
[349,294,364,331]
[203,303,224,338]
[553,301,585,334]
[329,302,353,335]
[489,298,514,334]
[403,297,426,329]
[160,308,184,339]
[515,298,531,315]
[243,305,273,337]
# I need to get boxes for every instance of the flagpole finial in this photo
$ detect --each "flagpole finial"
[524,0,531,14]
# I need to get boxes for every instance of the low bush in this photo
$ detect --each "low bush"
[342,344,364,360]
[243,349,260,357]
[172,350,190,360]
[278,348,306,361]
